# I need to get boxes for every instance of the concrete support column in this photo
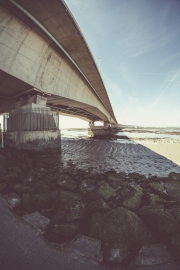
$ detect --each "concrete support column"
[4,95,61,154]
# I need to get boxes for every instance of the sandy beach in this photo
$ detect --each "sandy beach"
[134,139,180,166]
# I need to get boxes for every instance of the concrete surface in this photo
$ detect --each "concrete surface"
[0,196,108,270]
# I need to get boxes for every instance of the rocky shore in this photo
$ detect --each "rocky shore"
[1,149,180,269]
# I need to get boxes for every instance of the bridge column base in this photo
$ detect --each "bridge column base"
[4,94,61,155]
[5,130,61,155]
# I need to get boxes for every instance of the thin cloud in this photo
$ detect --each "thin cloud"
[151,69,180,108]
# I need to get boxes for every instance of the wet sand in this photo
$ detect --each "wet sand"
[61,138,180,177]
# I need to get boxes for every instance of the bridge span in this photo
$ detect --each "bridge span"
[0,0,118,153]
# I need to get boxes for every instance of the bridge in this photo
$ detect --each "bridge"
[0,0,118,153]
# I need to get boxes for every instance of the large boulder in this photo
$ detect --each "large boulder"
[139,202,180,235]
[1,173,18,184]
[32,193,50,209]
[89,207,150,248]
[87,182,116,202]
[53,222,79,237]
[85,199,110,214]
[165,181,180,202]
[3,193,21,209]
[131,244,174,268]
[104,242,129,264]
[57,174,78,190]
[22,211,50,234]
[168,172,180,181]
[122,186,144,211]
[62,234,102,262]
[147,182,168,198]
[33,181,50,194]
[0,154,6,164]
[59,191,82,210]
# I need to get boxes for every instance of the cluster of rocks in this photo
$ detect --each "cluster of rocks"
[1,150,180,269]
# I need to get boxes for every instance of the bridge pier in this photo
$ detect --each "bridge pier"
[89,121,121,136]
[4,95,61,155]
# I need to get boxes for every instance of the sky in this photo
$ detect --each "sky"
[63,0,180,127]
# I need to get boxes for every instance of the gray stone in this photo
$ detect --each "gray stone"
[169,172,180,181]
[122,186,143,211]
[1,173,18,183]
[87,182,116,202]
[53,223,79,237]
[62,234,102,262]
[3,193,21,209]
[165,181,180,202]
[79,179,96,193]
[0,154,6,164]
[57,174,78,190]
[147,182,168,197]
[131,244,174,268]
[32,193,50,209]
[89,206,150,247]
[108,172,126,182]
[59,191,82,210]
[22,211,50,235]
[139,203,180,235]
[85,199,110,214]
[33,181,50,194]
[104,242,129,263]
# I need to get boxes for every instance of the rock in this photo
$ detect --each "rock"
[85,199,110,214]
[89,207,150,248]
[0,183,7,193]
[165,181,180,202]
[108,172,126,182]
[139,203,180,235]
[169,172,180,181]
[169,233,180,261]
[128,172,146,182]
[1,173,18,184]
[147,182,168,198]
[53,222,79,237]
[22,193,32,211]
[62,234,102,262]
[79,179,96,193]
[65,201,85,222]
[87,183,116,202]
[10,183,33,195]
[33,181,50,194]
[0,154,6,164]
[22,211,50,234]
[59,191,82,210]
[0,164,6,177]
[40,208,54,218]
[10,166,22,174]
[57,174,78,190]
[131,244,174,268]
[51,209,65,225]
[104,242,129,264]
[3,193,21,209]
[122,186,144,211]
[32,193,50,209]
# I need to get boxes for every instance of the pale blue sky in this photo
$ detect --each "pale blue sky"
[64,0,180,127]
